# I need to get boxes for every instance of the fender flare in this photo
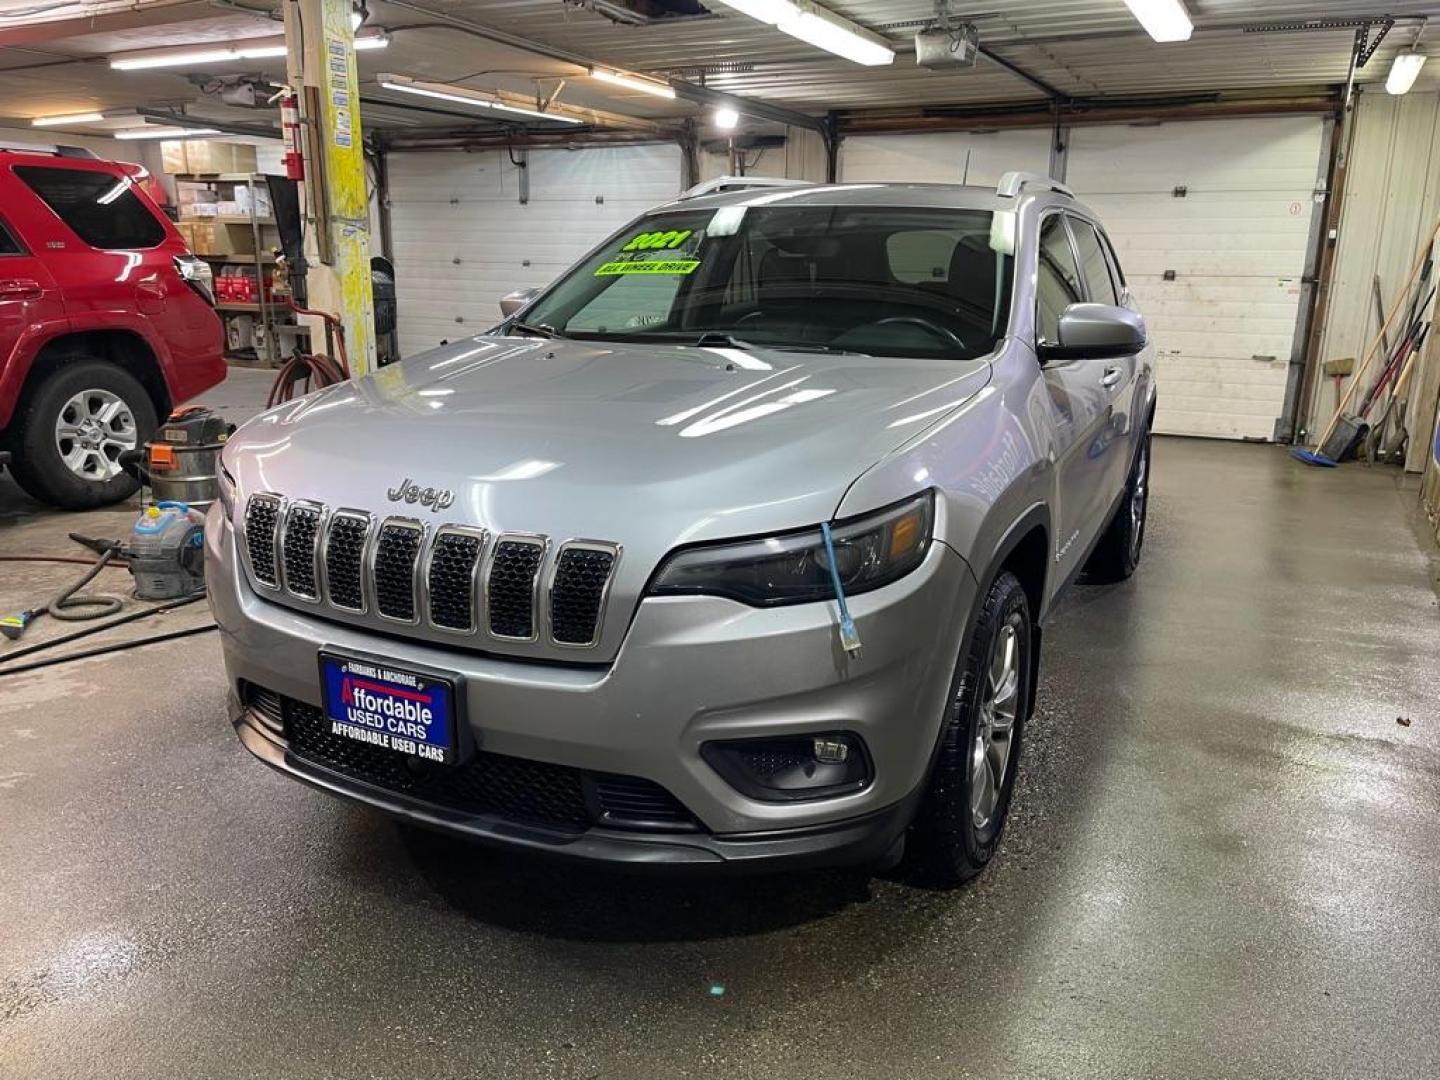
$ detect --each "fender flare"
[0,313,172,430]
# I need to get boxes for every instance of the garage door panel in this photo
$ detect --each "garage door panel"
[841,131,1051,185]
[1067,117,1325,194]
[389,145,682,356]
[1069,116,1324,440]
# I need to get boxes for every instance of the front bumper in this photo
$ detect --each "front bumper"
[207,506,977,868]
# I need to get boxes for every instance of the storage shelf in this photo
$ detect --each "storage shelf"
[215,302,263,312]
[175,173,265,183]
[182,215,274,226]
[195,253,276,264]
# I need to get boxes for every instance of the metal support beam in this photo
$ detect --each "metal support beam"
[976,45,1067,102]
[285,0,376,374]
[667,80,828,136]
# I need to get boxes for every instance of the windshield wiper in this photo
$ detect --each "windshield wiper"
[509,319,563,339]
[692,331,757,350]
[764,343,871,356]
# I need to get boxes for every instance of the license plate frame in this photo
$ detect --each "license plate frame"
[317,648,465,766]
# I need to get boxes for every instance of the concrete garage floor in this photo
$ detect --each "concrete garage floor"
[2,394,1438,1078]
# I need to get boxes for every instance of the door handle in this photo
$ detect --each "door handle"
[1100,365,1123,388]
[0,279,43,300]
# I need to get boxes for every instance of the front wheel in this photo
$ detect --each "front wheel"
[904,570,1032,887]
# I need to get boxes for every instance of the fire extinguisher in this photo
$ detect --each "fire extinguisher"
[280,87,304,181]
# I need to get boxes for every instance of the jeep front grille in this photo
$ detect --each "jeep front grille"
[246,493,619,649]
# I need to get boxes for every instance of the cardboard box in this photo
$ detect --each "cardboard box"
[184,140,257,174]
[186,221,256,256]
[160,140,189,174]
[174,220,196,249]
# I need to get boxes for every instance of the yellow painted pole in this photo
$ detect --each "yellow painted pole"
[283,0,376,375]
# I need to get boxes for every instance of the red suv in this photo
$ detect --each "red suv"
[0,146,225,509]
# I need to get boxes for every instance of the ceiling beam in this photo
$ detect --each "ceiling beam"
[666,80,825,135]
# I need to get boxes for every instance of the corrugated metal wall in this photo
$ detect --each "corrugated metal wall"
[387,143,682,355]
[1314,90,1440,472]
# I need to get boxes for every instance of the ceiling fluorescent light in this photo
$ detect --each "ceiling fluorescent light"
[32,112,104,127]
[114,127,221,140]
[714,0,893,66]
[1387,50,1427,95]
[1122,0,1193,43]
[710,0,800,25]
[590,69,676,99]
[378,75,584,124]
[112,33,383,70]
[713,106,739,129]
[778,7,894,65]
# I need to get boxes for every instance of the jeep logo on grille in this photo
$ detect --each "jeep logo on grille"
[386,478,455,512]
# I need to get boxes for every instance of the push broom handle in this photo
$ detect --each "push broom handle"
[1313,214,1440,450]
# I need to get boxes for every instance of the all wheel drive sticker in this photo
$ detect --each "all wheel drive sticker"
[595,228,700,276]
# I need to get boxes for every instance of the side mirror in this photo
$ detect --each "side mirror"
[1039,303,1146,362]
[499,287,541,318]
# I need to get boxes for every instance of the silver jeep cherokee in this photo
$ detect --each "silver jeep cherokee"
[207,172,1154,884]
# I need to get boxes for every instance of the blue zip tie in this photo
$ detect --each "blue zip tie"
[820,521,862,656]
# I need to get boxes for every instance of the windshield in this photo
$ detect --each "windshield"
[520,203,1015,361]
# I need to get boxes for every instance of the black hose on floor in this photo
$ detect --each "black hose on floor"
[0,593,208,668]
[0,623,218,677]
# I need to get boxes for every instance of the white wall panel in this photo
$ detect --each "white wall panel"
[388,143,682,355]
[1068,116,1326,441]
[839,131,1051,186]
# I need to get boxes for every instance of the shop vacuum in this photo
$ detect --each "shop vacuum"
[0,407,230,645]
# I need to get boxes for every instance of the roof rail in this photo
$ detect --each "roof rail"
[0,140,98,160]
[678,175,814,200]
[995,171,1073,199]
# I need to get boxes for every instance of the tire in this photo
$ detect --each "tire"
[1082,430,1151,584]
[905,570,1032,887]
[8,358,157,510]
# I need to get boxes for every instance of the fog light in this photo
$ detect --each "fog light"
[702,732,871,802]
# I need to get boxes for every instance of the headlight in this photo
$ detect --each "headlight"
[649,492,933,607]
[216,459,236,518]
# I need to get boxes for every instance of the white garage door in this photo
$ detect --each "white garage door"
[841,130,1052,186]
[1067,117,1326,440]
[388,144,682,356]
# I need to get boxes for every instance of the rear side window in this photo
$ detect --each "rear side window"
[0,218,20,255]
[1036,215,1083,345]
[13,165,165,250]
[1069,217,1118,305]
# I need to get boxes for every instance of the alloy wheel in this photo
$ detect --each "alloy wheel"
[971,611,1024,829]
[1128,439,1149,563]
[54,388,137,482]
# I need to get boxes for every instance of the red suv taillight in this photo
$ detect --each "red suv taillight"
[174,254,215,305]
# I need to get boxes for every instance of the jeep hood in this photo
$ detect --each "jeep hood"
[226,334,990,548]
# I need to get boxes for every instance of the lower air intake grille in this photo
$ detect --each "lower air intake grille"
[592,774,694,829]
[487,538,544,639]
[243,494,281,587]
[550,545,617,646]
[281,503,321,600]
[374,521,422,621]
[285,698,592,830]
[253,688,699,834]
[323,512,369,611]
[426,529,484,632]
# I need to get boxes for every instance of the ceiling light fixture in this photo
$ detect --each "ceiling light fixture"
[114,126,221,140]
[377,74,585,124]
[710,0,893,66]
[1121,0,1193,43]
[590,69,676,98]
[713,106,739,129]
[111,32,385,70]
[31,112,105,127]
[1387,49,1427,95]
